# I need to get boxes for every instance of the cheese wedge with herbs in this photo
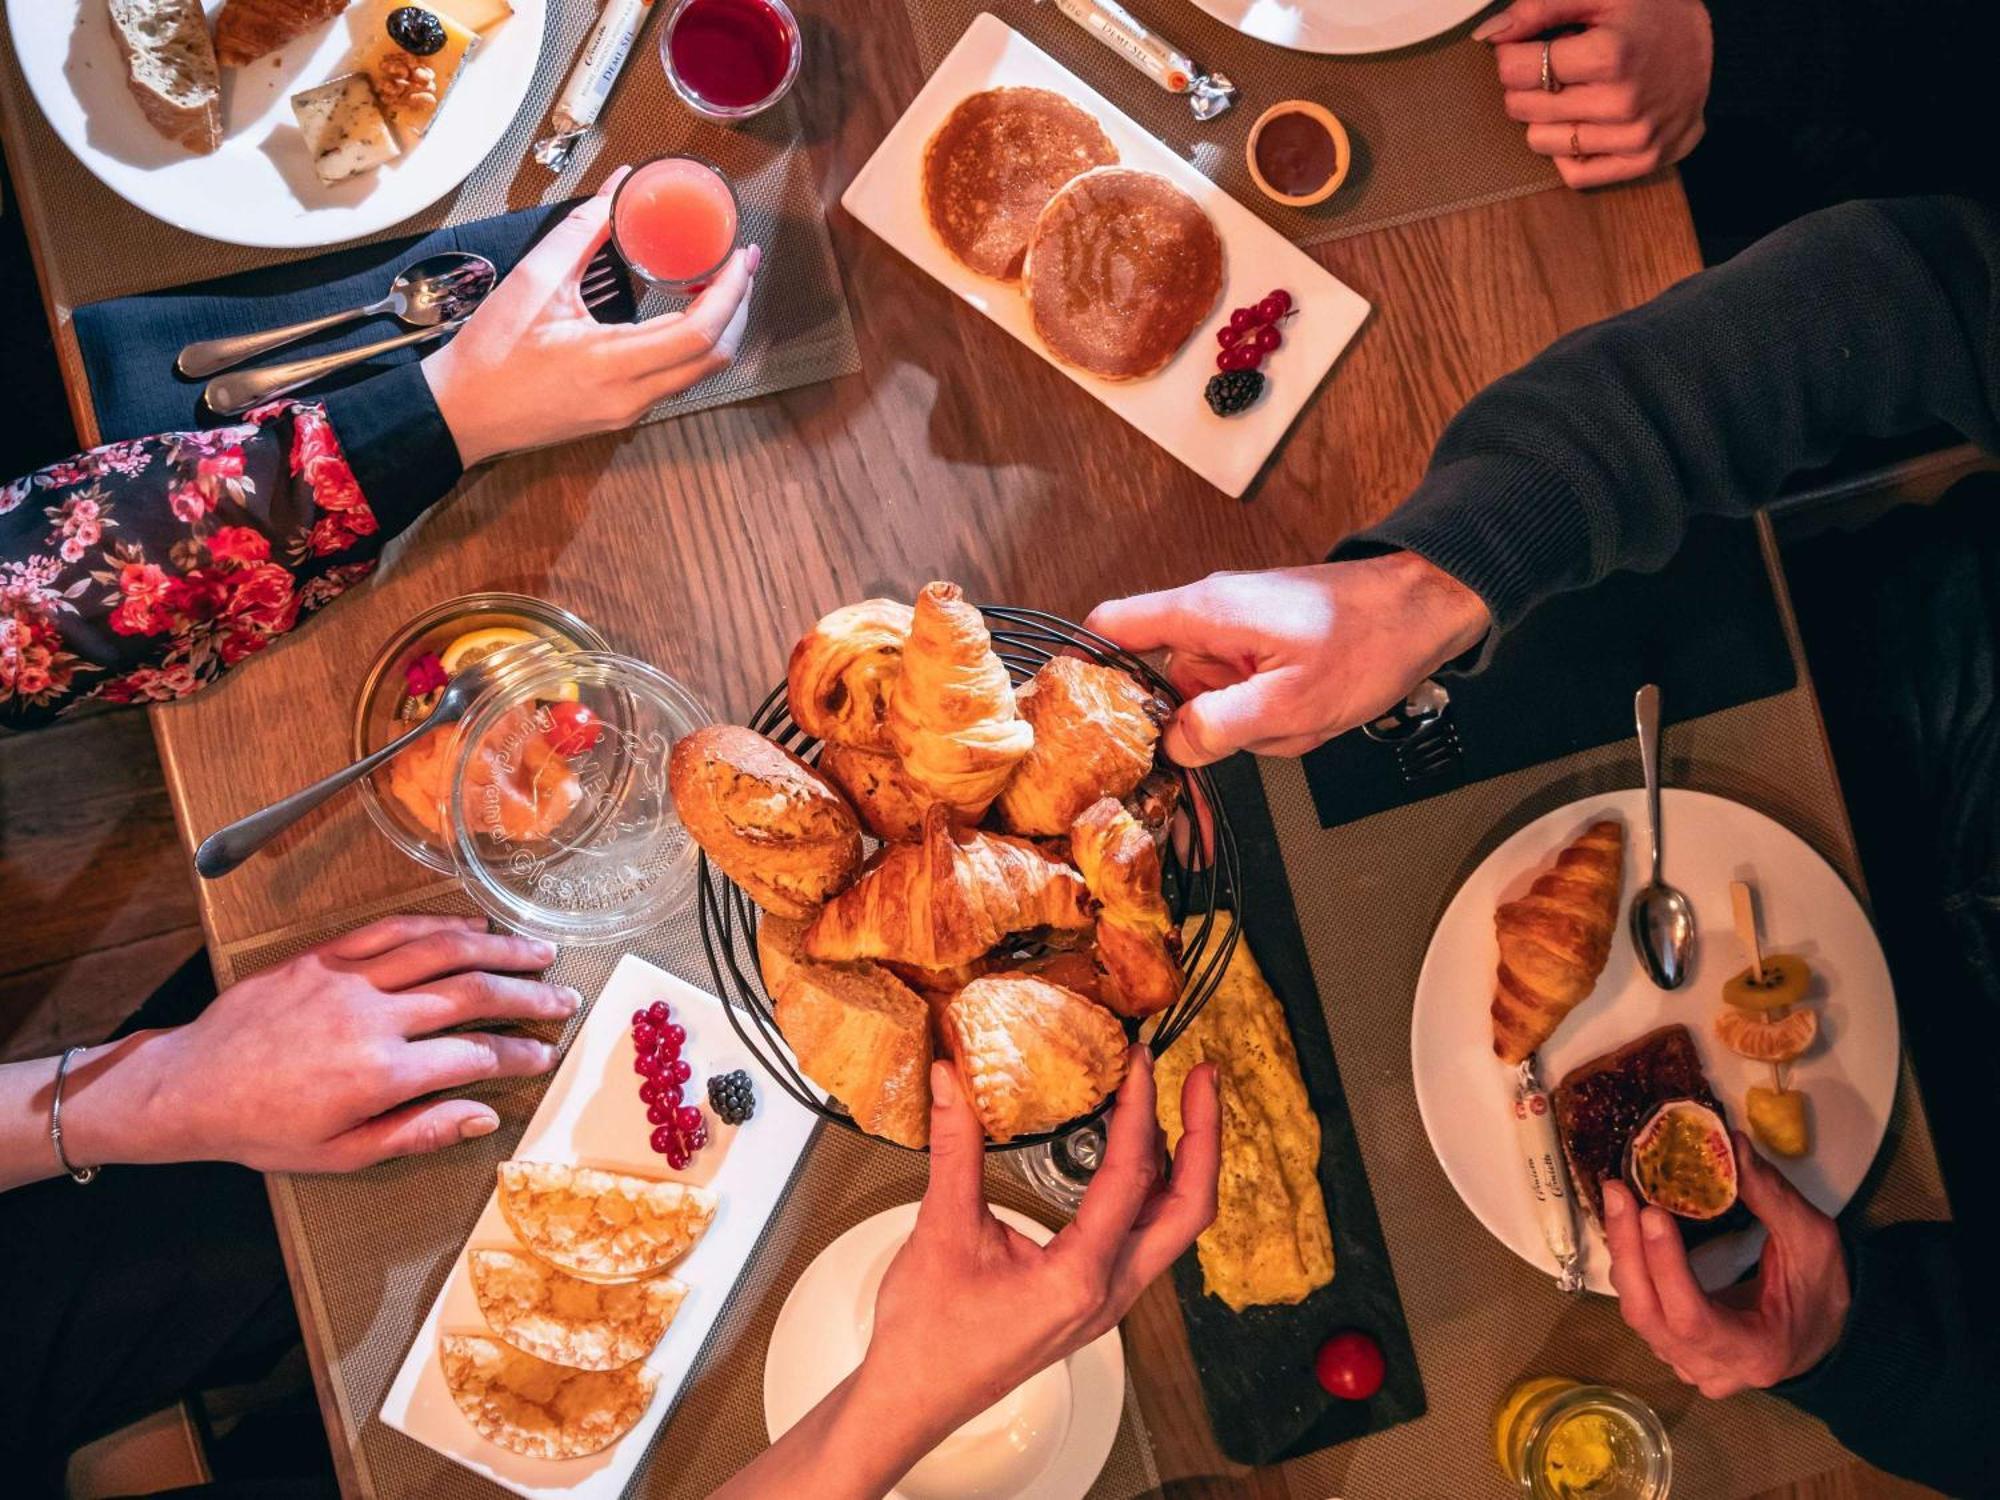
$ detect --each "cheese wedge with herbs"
[290,73,400,184]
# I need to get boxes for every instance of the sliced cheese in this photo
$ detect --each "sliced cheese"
[354,6,480,144]
[291,73,401,185]
[431,0,513,31]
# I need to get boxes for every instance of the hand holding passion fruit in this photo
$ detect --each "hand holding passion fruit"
[1601,1131,1851,1400]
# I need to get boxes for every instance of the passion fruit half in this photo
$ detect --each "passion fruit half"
[1625,1100,1739,1220]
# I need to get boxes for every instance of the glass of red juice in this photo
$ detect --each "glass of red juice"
[661,0,801,121]
[610,155,741,294]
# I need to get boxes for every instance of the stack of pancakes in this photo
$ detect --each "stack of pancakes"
[922,86,1224,382]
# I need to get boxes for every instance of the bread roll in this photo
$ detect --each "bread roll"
[669,725,863,919]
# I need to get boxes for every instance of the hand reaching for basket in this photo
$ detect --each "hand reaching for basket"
[1086,556,1492,766]
[712,1047,1221,1500]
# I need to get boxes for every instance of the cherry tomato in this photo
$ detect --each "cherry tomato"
[546,700,604,757]
[1313,1330,1385,1400]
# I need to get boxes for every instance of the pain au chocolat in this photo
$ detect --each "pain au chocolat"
[922,87,1118,282]
[1022,167,1224,382]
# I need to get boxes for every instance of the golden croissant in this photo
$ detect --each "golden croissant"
[1070,797,1181,1017]
[214,0,349,66]
[1491,820,1626,1063]
[804,804,1090,969]
[996,657,1160,836]
[946,974,1129,1141]
[886,582,1033,822]
[787,599,913,753]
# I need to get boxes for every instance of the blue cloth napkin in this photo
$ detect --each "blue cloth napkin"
[73,201,636,444]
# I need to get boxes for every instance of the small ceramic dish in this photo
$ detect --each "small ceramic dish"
[1244,100,1351,208]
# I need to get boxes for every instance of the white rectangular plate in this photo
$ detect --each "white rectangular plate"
[380,955,819,1499]
[840,12,1371,498]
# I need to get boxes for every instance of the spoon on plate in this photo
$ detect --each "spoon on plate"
[193,639,558,879]
[175,251,497,379]
[1628,683,1695,988]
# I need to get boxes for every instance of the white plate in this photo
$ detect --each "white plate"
[6,0,546,248]
[839,12,1370,499]
[380,954,820,1500]
[1189,0,1489,55]
[764,1202,1125,1500]
[1411,789,1899,1295]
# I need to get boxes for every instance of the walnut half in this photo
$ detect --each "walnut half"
[375,52,439,111]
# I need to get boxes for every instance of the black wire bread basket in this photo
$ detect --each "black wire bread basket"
[695,604,1242,1151]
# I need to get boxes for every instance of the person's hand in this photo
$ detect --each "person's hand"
[1475,0,1712,190]
[70,914,576,1174]
[1085,555,1492,766]
[1602,1133,1850,1397]
[711,1050,1218,1500]
[862,1050,1221,1434]
[423,166,761,467]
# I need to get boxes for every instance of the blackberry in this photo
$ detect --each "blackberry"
[707,1069,756,1125]
[387,6,447,54]
[1205,369,1265,417]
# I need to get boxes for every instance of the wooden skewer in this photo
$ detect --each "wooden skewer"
[1730,881,1786,1095]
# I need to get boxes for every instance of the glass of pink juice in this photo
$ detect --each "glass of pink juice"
[610,154,741,293]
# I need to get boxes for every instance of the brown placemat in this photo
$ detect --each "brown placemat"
[0,5,859,431]
[224,885,1163,1500]
[1251,686,1951,1500]
[901,1,1561,247]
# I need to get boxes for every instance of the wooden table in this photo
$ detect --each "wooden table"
[3,2,1929,1495]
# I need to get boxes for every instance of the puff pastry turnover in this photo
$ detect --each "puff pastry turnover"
[945,974,1129,1142]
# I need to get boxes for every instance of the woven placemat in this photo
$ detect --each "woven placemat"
[0,6,859,431]
[901,0,1560,248]
[1252,686,1950,1500]
[226,884,1162,1500]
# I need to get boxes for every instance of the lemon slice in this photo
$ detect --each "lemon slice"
[439,627,579,701]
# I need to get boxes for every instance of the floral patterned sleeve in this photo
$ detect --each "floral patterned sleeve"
[1,366,462,731]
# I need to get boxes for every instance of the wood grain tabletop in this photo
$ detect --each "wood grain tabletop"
[2,0,1935,1494]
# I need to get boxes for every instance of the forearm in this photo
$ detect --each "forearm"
[1772,1221,1999,1494]
[1342,197,2000,630]
[0,1031,188,1193]
[1,365,459,729]
[711,1360,954,1500]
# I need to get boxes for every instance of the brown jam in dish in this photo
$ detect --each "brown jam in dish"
[1254,110,1338,198]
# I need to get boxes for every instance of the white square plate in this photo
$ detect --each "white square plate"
[840,12,1371,498]
[380,955,820,1499]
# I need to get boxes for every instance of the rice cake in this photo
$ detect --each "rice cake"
[922,87,1117,281]
[439,1333,656,1458]
[469,1249,686,1371]
[1022,167,1224,382]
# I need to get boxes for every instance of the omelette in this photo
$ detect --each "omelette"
[1155,915,1334,1311]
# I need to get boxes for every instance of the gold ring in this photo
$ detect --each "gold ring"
[1541,39,1562,93]
[1570,125,1584,159]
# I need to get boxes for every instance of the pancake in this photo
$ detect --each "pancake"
[1022,167,1224,382]
[923,87,1118,281]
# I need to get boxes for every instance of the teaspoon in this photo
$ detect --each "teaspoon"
[1628,682,1696,988]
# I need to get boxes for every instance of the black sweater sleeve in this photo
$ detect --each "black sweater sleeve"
[1772,1221,2000,1497]
[1339,196,2000,630]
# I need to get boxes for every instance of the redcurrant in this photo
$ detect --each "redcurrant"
[1218,345,1261,372]
[1254,325,1282,354]
[1229,306,1258,332]
[665,1058,691,1084]
[647,1103,672,1126]
[646,1001,670,1023]
[649,1126,675,1153]
[634,1054,660,1077]
[1217,324,1243,349]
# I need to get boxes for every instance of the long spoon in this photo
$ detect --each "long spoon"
[1628,683,1696,988]
[193,641,556,879]
[175,251,496,378]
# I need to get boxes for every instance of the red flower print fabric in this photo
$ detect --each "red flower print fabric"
[2,402,382,729]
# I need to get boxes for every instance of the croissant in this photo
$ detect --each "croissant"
[885,583,1033,822]
[1491,820,1626,1064]
[946,974,1129,1142]
[996,658,1161,836]
[1070,798,1182,1017]
[804,805,1091,970]
[787,599,913,752]
[214,0,349,66]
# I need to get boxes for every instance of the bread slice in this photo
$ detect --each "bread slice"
[758,916,932,1148]
[107,0,223,156]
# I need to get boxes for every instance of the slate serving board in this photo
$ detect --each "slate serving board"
[1171,755,1426,1465]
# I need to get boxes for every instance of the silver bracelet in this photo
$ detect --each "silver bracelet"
[50,1046,99,1185]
